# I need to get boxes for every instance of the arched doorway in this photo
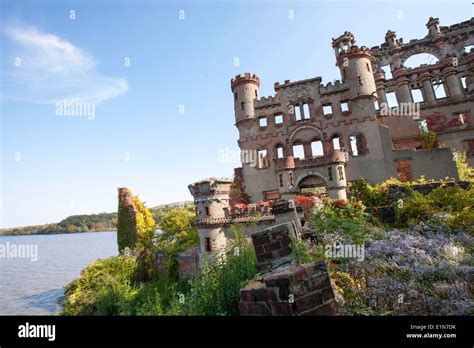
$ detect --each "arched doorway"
[296,174,328,197]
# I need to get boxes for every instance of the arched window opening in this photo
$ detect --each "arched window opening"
[404,53,439,69]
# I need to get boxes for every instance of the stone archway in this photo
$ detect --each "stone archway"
[294,172,329,197]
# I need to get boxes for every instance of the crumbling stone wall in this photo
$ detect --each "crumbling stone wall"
[239,262,338,316]
[239,223,338,316]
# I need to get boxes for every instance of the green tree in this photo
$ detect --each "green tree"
[157,209,198,253]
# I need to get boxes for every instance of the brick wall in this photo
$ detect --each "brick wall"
[239,262,338,316]
[252,224,293,272]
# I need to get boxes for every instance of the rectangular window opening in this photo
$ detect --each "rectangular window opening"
[434,83,447,99]
[323,104,333,116]
[411,88,424,103]
[340,101,349,112]
[275,114,283,125]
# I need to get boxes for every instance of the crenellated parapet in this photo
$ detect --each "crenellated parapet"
[319,79,348,95]
[231,73,260,90]
[254,95,280,109]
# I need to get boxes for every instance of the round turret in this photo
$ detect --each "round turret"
[230,73,260,124]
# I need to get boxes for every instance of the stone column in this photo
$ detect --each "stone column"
[393,68,412,104]
[442,58,464,98]
[374,70,388,107]
[420,73,436,103]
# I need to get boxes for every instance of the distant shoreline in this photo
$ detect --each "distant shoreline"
[0,229,116,237]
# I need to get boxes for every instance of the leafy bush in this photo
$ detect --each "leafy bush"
[62,252,139,315]
[396,184,474,230]
[419,130,437,149]
[172,226,258,315]
[454,150,474,182]
[311,199,372,244]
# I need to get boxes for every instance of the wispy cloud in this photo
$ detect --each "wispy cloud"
[2,25,128,104]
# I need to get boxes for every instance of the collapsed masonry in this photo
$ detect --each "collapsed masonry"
[239,207,338,316]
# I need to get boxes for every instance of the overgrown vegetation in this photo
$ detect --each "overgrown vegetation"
[295,176,474,316]
[62,190,257,316]
[419,130,437,149]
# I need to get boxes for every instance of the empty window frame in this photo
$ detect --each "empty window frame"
[340,101,349,112]
[411,88,424,103]
[461,77,467,90]
[274,114,283,125]
[311,140,324,157]
[322,104,333,116]
[332,136,341,150]
[259,116,267,127]
[386,91,398,108]
[349,133,367,156]
[292,144,305,159]
[303,104,310,119]
[328,167,333,181]
[276,145,284,159]
[433,83,447,99]
[205,237,212,252]
[257,149,268,168]
[294,105,303,121]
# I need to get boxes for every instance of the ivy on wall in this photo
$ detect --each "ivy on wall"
[117,188,155,252]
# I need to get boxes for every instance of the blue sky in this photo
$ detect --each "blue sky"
[0,0,471,227]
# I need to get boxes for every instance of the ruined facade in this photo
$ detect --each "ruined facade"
[189,17,474,257]
[232,17,473,203]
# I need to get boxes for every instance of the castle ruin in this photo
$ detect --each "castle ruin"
[189,17,474,258]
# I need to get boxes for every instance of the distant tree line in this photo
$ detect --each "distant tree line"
[0,202,194,236]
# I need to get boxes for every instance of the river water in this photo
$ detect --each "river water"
[0,231,117,315]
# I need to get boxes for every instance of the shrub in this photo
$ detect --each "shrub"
[172,226,258,315]
[454,150,474,182]
[396,184,474,230]
[62,252,139,315]
[419,130,437,149]
[311,199,371,244]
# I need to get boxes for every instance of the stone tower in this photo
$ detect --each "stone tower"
[231,73,260,125]
[332,31,377,116]
[188,178,232,256]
